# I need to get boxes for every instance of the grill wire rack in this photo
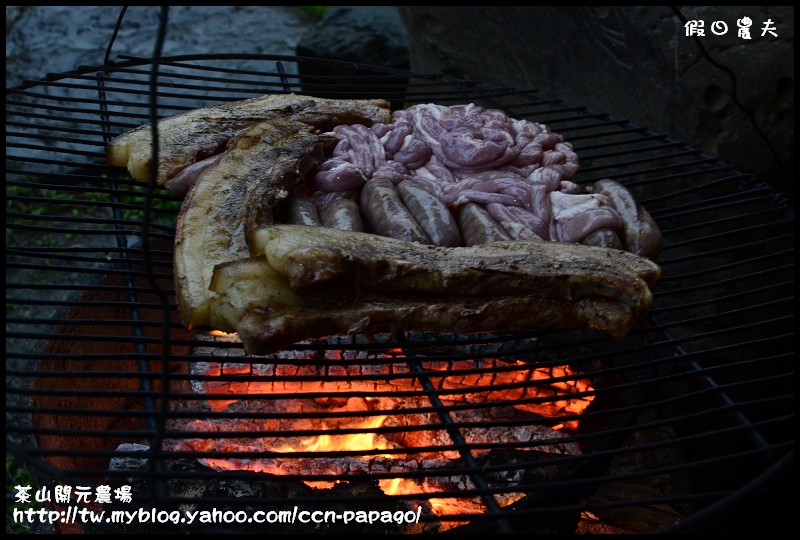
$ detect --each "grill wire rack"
[6,48,794,534]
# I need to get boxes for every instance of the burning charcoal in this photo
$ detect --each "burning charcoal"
[172,330,599,531]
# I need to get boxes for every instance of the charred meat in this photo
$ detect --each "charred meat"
[107,93,390,190]
[208,225,661,354]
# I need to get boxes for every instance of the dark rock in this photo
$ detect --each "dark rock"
[296,6,410,106]
[5,6,26,33]
[297,6,408,68]
[398,6,794,202]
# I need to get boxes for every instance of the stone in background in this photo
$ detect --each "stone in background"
[295,6,409,106]
[398,6,794,202]
[6,6,317,87]
[296,6,408,70]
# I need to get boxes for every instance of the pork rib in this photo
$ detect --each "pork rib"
[107,93,390,186]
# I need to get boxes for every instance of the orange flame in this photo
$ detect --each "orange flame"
[207,330,237,337]
[182,352,594,527]
[272,415,390,454]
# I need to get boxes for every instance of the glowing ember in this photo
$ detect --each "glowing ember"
[174,334,595,529]
[207,329,237,337]
[272,415,389,454]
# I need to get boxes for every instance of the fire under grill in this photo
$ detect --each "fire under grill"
[5,54,794,534]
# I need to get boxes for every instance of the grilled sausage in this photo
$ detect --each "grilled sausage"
[360,176,431,244]
[486,203,543,242]
[592,179,663,259]
[397,180,462,247]
[456,202,512,245]
[320,198,364,232]
[164,154,222,198]
[284,196,321,226]
[581,228,624,250]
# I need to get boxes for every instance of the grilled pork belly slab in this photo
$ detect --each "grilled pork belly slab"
[253,225,660,309]
[209,225,661,354]
[107,93,391,187]
[237,296,634,357]
[175,120,335,328]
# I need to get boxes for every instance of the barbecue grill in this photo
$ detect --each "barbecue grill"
[6,23,794,535]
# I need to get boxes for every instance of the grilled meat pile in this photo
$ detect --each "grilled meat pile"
[108,93,662,354]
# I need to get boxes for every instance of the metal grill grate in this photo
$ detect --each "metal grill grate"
[6,54,794,534]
